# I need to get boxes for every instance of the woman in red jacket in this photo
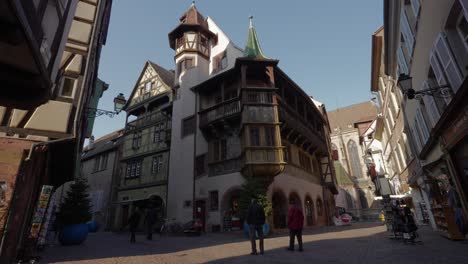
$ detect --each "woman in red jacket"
[287,199,304,251]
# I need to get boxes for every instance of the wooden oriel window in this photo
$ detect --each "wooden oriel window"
[265,126,276,146]
[249,127,260,146]
[153,122,166,143]
[182,115,195,137]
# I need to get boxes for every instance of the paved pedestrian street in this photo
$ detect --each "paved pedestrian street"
[40,223,468,264]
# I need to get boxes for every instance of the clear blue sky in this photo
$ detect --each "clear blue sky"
[93,0,383,139]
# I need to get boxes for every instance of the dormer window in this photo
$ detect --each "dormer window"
[145,82,152,93]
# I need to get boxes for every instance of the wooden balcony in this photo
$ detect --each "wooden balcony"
[199,98,241,128]
[243,146,286,178]
[126,112,170,134]
[242,91,275,105]
[277,98,327,154]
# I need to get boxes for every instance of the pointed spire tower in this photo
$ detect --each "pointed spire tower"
[244,16,269,59]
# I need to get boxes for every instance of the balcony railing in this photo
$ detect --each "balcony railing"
[126,112,170,133]
[199,99,241,128]
[277,99,326,151]
[242,91,274,104]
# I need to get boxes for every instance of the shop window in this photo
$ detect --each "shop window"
[182,115,195,137]
[249,127,260,146]
[152,155,163,174]
[209,191,219,211]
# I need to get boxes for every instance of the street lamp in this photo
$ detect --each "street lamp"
[86,93,127,118]
[397,74,452,100]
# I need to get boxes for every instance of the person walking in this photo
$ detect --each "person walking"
[287,199,304,252]
[128,207,141,243]
[246,199,265,255]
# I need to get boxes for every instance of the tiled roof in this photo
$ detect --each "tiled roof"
[327,101,377,133]
[148,61,175,88]
[82,129,123,160]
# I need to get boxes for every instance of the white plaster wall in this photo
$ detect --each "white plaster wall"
[268,173,324,224]
[195,172,245,228]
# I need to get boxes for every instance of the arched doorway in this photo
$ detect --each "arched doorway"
[221,187,242,230]
[304,195,315,226]
[272,190,287,229]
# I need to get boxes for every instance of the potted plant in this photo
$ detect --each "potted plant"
[58,177,92,245]
[239,177,272,238]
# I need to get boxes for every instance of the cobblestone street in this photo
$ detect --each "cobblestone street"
[39,223,468,264]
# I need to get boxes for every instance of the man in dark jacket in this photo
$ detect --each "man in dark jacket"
[287,199,304,251]
[247,199,265,255]
[128,207,141,243]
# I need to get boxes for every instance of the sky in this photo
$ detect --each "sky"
[93,0,383,139]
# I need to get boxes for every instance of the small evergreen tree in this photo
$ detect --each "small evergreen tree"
[58,177,92,226]
[239,177,272,220]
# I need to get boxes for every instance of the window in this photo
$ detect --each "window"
[400,11,414,56]
[347,140,363,178]
[209,191,219,211]
[410,0,420,18]
[132,131,142,149]
[93,156,101,172]
[316,198,323,216]
[265,127,276,146]
[195,154,206,176]
[456,12,468,51]
[249,127,260,146]
[410,125,423,154]
[61,77,76,97]
[145,82,152,93]
[397,46,409,75]
[178,57,195,76]
[153,122,166,143]
[434,33,464,94]
[299,151,312,172]
[415,107,430,144]
[182,115,195,137]
[331,144,339,161]
[152,155,163,174]
[100,153,108,170]
[212,140,227,161]
[126,160,142,179]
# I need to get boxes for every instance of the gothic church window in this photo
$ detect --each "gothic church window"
[347,140,363,178]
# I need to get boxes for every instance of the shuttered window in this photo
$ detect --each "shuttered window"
[415,108,430,144]
[429,52,452,104]
[401,11,414,56]
[434,33,464,94]
[410,0,420,18]
[410,126,422,154]
[397,46,409,75]
[422,81,441,128]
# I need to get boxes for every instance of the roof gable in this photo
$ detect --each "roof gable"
[125,61,174,110]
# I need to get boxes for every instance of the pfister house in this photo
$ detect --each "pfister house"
[147,4,338,231]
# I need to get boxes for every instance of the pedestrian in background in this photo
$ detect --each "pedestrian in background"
[287,199,304,252]
[246,199,265,255]
[128,207,140,243]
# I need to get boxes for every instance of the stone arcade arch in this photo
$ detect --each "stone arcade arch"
[272,190,288,229]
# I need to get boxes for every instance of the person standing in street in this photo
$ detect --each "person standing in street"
[246,199,265,255]
[128,207,141,243]
[287,199,304,252]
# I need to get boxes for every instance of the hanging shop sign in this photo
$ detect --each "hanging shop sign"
[29,185,54,239]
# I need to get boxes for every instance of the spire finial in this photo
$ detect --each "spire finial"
[191,1,195,7]
[249,16,254,28]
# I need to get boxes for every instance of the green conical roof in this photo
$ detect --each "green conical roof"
[243,16,269,59]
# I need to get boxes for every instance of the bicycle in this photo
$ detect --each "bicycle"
[160,218,182,236]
